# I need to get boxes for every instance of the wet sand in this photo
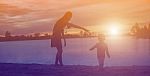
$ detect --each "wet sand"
[0,63,150,76]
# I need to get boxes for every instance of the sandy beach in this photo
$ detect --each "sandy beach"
[0,63,150,76]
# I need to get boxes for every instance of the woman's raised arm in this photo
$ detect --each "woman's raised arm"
[67,23,89,32]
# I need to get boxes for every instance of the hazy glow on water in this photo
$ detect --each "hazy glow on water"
[0,37,150,66]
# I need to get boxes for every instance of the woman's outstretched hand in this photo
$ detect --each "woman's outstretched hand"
[85,30,91,34]
[84,29,90,32]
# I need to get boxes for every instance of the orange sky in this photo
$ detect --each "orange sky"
[0,0,150,35]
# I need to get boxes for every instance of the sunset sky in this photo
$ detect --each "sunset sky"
[0,0,150,35]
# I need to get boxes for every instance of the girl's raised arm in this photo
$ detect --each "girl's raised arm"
[89,44,97,51]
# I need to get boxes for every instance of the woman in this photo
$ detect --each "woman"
[51,11,89,66]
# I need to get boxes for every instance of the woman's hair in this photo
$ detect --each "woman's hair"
[64,11,72,18]
[62,11,72,21]
[57,11,72,28]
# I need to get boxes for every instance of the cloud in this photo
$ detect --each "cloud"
[0,0,150,35]
[0,3,31,16]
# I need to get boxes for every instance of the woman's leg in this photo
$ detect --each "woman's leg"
[56,46,63,66]
[55,51,59,65]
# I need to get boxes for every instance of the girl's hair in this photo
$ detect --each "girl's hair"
[98,34,105,40]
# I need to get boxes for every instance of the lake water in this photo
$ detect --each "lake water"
[0,36,150,66]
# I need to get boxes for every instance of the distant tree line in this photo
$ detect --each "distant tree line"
[130,23,150,39]
[0,31,96,42]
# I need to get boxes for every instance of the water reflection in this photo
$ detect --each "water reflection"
[0,37,149,66]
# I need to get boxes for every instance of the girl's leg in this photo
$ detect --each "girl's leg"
[98,58,104,71]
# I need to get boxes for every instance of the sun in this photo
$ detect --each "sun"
[107,22,120,36]
[110,26,119,35]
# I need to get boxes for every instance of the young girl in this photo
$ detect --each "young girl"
[89,34,110,71]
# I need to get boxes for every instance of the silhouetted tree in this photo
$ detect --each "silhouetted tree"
[130,23,141,37]
[34,33,40,37]
[5,31,11,37]
[44,33,49,36]
[148,24,150,38]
